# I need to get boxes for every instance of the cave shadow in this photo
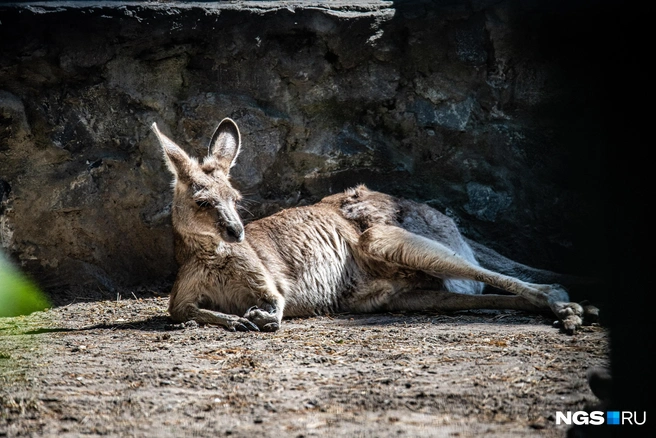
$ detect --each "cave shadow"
[326,309,556,328]
[12,309,558,337]
[15,315,176,335]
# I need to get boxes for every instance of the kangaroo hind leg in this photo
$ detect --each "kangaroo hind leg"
[359,224,585,333]
[381,289,542,313]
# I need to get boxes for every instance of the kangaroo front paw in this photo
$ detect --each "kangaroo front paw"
[226,315,260,332]
[243,306,280,332]
[551,301,584,335]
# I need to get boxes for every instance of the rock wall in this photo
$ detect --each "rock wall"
[0,1,609,298]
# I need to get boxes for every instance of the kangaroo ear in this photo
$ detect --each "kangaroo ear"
[151,122,193,180]
[208,118,241,172]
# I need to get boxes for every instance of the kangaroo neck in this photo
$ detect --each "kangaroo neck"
[173,229,240,267]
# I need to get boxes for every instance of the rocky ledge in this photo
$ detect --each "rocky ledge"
[0,1,609,298]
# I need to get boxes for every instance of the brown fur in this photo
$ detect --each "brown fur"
[152,118,595,333]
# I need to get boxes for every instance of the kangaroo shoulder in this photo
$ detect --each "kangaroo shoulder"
[319,185,400,232]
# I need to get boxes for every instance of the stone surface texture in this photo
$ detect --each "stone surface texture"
[0,1,606,297]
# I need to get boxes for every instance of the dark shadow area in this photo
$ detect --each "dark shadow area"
[44,285,171,308]
[331,309,555,328]
[499,1,650,436]
[8,309,557,336]
[13,315,175,336]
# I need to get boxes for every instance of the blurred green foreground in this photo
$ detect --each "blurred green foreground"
[0,252,50,317]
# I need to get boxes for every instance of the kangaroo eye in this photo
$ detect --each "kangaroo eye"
[195,200,211,209]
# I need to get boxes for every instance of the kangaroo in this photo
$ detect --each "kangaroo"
[151,118,596,334]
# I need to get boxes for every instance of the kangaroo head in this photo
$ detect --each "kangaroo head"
[151,118,245,243]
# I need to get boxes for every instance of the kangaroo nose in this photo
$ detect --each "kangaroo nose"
[225,224,244,243]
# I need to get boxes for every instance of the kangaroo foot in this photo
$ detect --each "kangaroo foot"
[551,301,584,335]
[535,284,585,334]
[226,316,261,332]
[244,306,280,332]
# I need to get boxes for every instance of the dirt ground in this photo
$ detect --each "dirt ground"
[1,293,608,438]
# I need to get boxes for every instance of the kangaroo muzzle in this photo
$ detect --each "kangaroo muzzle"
[218,206,244,243]
[223,222,244,243]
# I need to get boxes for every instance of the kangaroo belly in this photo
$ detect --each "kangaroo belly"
[246,206,364,317]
